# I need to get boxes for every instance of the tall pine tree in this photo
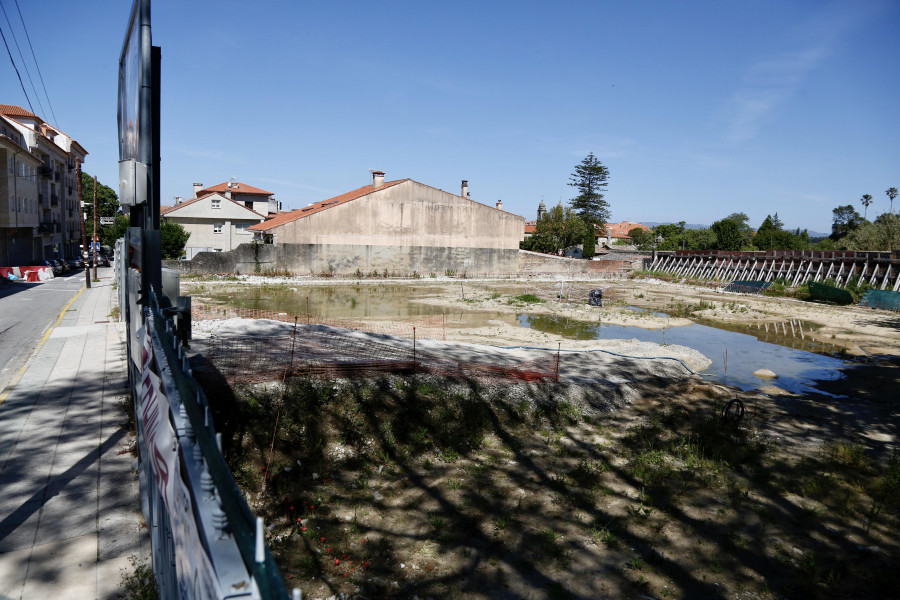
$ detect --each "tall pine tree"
[568,152,610,226]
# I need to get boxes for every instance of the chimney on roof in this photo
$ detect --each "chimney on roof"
[193,182,203,197]
[175,196,183,205]
[372,170,385,188]
[461,180,469,198]
[496,199,503,210]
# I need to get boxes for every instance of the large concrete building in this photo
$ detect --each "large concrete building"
[240,171,525,274]
[1,105,88,265]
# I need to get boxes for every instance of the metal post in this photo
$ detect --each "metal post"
[76,162,90,288]
[92,175,98,280]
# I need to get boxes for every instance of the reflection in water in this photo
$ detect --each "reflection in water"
[210,285,848,394]
[518,314,847,394]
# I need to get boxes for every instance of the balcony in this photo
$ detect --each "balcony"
[39,221,60,234]
[38,165,52,178]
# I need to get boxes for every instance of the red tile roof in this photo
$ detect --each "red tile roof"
[603,221,650,238]
[524,224,536,234]
[249,179,408,232]
[0,104,39,119]
[161,194,266,218]
[198,182,274,197]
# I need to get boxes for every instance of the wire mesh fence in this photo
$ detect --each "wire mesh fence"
[197,325,559,385]
[192,303,447,340]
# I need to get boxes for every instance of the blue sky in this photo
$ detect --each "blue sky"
[3,0,897,233]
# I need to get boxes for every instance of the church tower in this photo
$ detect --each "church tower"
[537,199,546,220]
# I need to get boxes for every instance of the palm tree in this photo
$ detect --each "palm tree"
[861,194,874,219]
[887,187,898,214]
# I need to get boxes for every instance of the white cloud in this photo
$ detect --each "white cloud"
[723,45,830,143]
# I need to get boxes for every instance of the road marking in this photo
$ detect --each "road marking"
[0,285,86,408]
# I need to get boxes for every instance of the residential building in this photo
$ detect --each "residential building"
[192,180,281,216]
[0,104,88,264]
[1,115,42,265]
[161,185,267,258]
[599,221,651,246]
[245,171,524,274]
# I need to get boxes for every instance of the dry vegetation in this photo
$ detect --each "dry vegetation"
[196,367,899,600]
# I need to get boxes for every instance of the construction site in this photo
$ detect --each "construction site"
[178,271,900,600]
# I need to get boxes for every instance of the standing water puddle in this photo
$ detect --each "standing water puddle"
[518,314,847,394]
[208,285,847,394]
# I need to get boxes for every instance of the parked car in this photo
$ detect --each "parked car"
[28,259,61,275]
[51,258,70,274]
[88,253,110,268]
[66,256,84,269]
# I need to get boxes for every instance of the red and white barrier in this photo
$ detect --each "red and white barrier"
[0,266,54,282]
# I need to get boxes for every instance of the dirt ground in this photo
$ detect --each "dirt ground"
[185,275,900,599]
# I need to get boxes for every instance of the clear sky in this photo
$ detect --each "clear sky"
[3,0,897,234]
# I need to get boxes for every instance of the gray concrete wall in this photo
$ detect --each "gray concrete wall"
[164,242,518,276]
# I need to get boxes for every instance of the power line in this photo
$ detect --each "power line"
[12,0,57,127]
[0,0,46,119]
[0,17,34,115]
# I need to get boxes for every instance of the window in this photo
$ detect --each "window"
[213,223,223,234]
[211,199,221,209]
[235,223,250,234]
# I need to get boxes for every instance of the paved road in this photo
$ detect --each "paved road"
[0,267,112,395]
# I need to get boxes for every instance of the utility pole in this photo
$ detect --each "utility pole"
[77,163,90,288]
[93,175,98,280]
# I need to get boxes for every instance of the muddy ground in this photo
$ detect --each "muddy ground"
[184,275,900,599]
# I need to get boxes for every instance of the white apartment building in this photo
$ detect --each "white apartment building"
[162,186,267,258]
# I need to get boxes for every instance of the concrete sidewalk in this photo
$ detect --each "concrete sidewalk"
[0,277,148,600]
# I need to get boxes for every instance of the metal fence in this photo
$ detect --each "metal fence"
[196,325,559,385]
[118,233,293,599]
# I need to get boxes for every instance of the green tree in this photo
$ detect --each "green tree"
[81,172,120,238]
[653,221,687,250]
[771,212,783,230]
[524,204,588,255]
[568,152,610,226]
[101,214,130,248]
[160,220,191,259]
[711,218,743,250]
[754,214,783,250]
[721,212,754,248]
[887,187,898,214]
[628,227,654,250]
[860,194,874,219]
[582,225,596,259]
[843,213,900,251]
[830,205,864,241]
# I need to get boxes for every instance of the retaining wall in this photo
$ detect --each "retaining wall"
[164,243,519,276]
[164,244,650,278]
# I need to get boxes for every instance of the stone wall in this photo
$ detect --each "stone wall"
[519,250,645,276]
[163,244,649,278]
[164,242,519,276]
